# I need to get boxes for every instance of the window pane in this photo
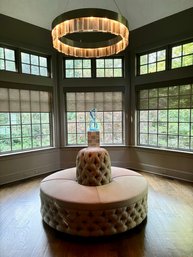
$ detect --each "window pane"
[149,63,156,73]
[157,61,165,71]
[149,53,156,63]
[31,55,39,65]
[66,70,74,78]
[105,59,113,67]
[140,65,147,74]
[0,59,5,70]
[12,125,21,137]
[0,126,10,139]
[22,137,32,149]
[74,60,82,68]
[31,65,39,75]
[22,125,31,136]
[140,55,147,65]
[105,69,113,77]
[40,67,48,76]
[75,69,82,78]
[6,61,16,71]
[114,59,122,67]
[22,113,31,124]
[168,136,178,148]
[21,53,30,63]
[114,69,122,77]
[158,135,167,147]
[83,60,91,68]
[172,58,182,68]
[182,55,193,66]
[12,138,22,150]
[168,123,178,134]
[96,69,104,77]
[40,57,47,67]
[140,122,148,133]
[0,139,11,152]
[83,69,91,77]
[96,59,104,68]
[42,135,50,146]
[5,49,15,61]
[22,64,30,74]
[157,50,166,61]
[172,45,182,57]
[0,48,4,58]
[140,134,148,144]
[183,42,193,55]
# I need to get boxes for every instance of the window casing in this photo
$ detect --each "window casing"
[137,84,193,151]
[0,46,16,72]
[171,41,193,69]
[137,40,193,76]
[138,49,166,75]
[64,57,124,78]
[65,91,124,145]
[65,59,92,78]
[0,88,52,154]
[21,52,49,77]
[96,58,123,77]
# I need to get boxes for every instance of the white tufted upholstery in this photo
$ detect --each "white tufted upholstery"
[40,167,148,236]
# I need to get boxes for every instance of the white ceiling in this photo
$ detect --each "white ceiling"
[0,0,193,31]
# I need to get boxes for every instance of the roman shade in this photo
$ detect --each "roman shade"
[66,91,123,112]
[137,84,193,110]
[0,88,51,112]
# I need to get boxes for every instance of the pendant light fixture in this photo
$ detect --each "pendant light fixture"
[51,4,129,58]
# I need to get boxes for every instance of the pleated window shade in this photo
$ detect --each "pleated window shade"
[137,84,193,110]
[0,88,51,112]
[66,91,123,112]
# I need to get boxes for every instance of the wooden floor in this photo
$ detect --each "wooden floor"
[0,172,193,257]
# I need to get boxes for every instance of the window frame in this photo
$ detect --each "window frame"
[63,57,124,79]
[0,87,53,155]
[137,39,193,76]
[64,90,125,146]
[171,40,193,69]
[136,83,193,152]
[137,47,167,75]
[20,50,51,77]
[0,45,17,72]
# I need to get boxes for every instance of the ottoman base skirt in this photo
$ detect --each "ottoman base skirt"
[40,167,148,237]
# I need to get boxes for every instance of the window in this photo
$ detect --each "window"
[0,88,52,154]
[137,84,193,151]
[171,41,193,69]
[66,91,124,145]
[138,49,166,75]
[96,58,123,77]
[64,57,124,78]
[21,52,49,77]
[65,59,91,78]
[0,47,16,72]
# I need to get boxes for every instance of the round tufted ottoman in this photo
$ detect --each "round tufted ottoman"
[40,167,148,237]
[76,147,112,186]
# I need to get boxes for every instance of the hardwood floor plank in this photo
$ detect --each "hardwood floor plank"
[0,173,193,257]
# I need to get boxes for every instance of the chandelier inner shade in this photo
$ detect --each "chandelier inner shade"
[51,8,129,58]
